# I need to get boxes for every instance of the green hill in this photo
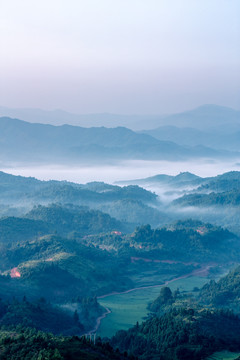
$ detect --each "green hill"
[25,204,126,236]
[200,266,240,312]
[129,222,239,262]
[173,189,240,207]
[0,326,129,360]
[111,308,240,360]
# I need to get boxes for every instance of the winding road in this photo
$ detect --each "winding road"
[87,307,111,335]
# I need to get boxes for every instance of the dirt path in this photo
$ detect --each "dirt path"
[88,264,211,334]
[86,307,111,335]
[97,264,210,299]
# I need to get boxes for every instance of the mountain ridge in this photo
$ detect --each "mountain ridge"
[1,116,237,164]
[0,104,239,130]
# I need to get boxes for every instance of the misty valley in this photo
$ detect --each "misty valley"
[0,164,240,359]
[2,0,240,357]
[0,106,240,359]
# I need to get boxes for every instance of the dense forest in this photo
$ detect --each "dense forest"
[111,308,240,359]
[173,189,240,207]
[0,326,133,360]
[109,264,240,359]
[199,266,240,312]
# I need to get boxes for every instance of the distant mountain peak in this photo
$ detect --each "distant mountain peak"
[175,172,200,180]
[192,104,238,114]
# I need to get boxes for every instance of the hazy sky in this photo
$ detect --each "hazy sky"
[1,0,239,114]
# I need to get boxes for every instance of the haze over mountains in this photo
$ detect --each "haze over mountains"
[0,104,239,166]
[2,0,240,357]
[0,104,239,130]
[1,121,240,359]
[0,106,165,130]
[140,105,240,151]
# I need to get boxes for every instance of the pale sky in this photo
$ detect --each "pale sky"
[0,0,239,114]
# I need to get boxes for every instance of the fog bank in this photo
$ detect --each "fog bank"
[1,159,240,184]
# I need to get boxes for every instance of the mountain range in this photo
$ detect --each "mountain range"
[0,113,239,165]
[1,104,239,131]
[117,170,240,188]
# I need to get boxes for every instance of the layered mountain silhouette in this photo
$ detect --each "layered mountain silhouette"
[141,105,240,151]
[0,104,239,130]
[0,115,238,165]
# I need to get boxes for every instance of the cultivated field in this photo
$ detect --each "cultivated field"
[98,275,208,338]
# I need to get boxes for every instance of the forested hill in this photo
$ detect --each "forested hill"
[0,170,156,205]
[173,189,240,207]
[0,170,164,228]
[199,266,240,311]
[0,204,126,244]
[110,263,240,359]
[118,170,240,189]
[111,308,240,360]
[0,326,131,360]
[128,222,239,262]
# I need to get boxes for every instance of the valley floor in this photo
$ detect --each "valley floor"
[98,269,212,337]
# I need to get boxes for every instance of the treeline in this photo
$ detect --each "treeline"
[110,264,240,359]
[111,308,240,359]
[0,295,104,335]
[130,222,238,262]
[0,170,156,206]
[0,297,83,335]
[199,266,240,312]
[173,189,240,207]
[0,326,132,360]
[0,204,126,245]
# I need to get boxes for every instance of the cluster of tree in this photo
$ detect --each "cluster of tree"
[148,286,178,313]
[198,179,240,192]
[199,266,240,312]
[98,199,167,228]
[0,296,84,335]
[1,214,239,306]
[30,183,155,206]
[0,232,134,302]
[81,219,240,266]
[111,307,240,359]
[25,203,127,237]
[122,171,240,191]
[0,294,107,335]
[173,189,240,207]
[0,170,156,209]
[196,171,240,192]
[130,223,239,262]
[0,208,124,246]
[110,264,240,359]
[0,216,49,244]
[0,325,132,359]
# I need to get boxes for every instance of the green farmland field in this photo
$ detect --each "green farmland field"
[98,275,208,338]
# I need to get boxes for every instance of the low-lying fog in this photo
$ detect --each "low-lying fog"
[1,159,239,235]
[1,159,240,185]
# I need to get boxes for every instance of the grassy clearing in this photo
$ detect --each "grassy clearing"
[206,351,240,360]
[98,275,208,338]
